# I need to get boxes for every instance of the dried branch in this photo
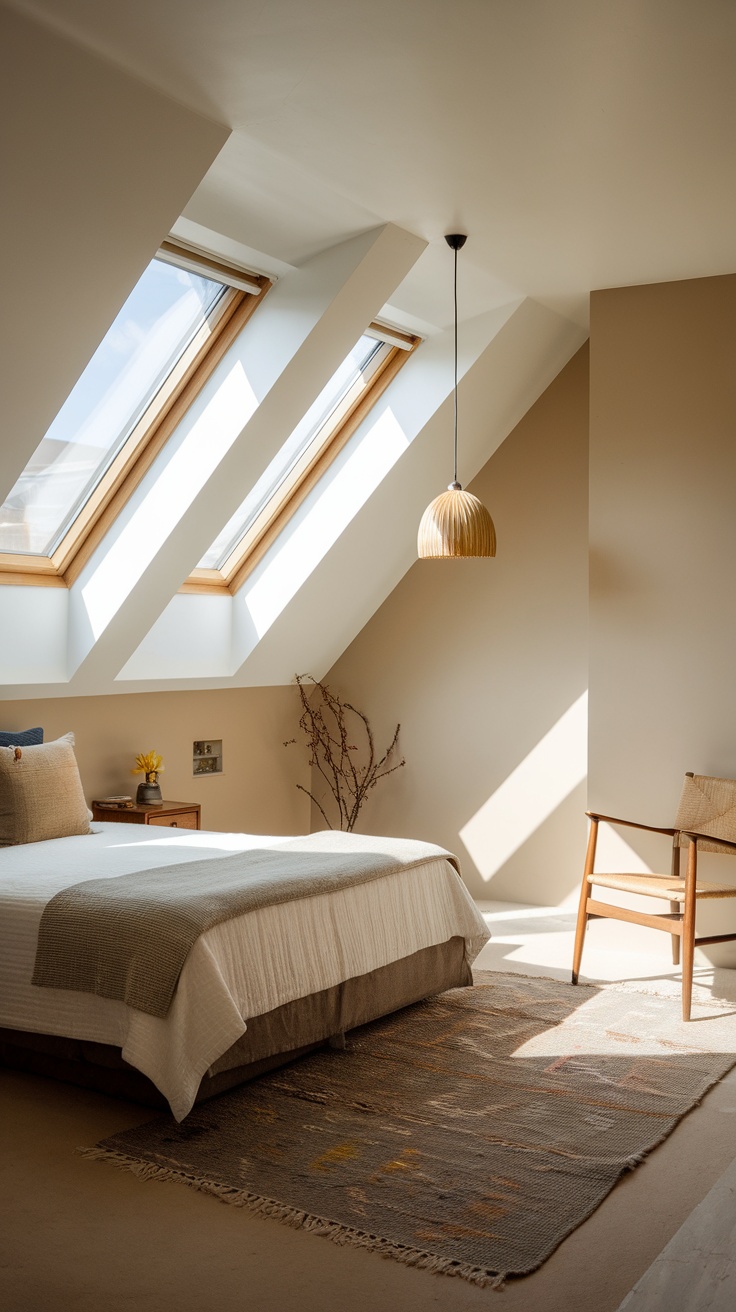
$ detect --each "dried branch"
[285,674,405,832]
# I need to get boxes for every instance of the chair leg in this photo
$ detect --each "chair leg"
[681,841,698,1022]
[571,879,589,985]
[669,900,681,965]
[681,921,694,1022]
[669,835,682,967]
[572,818,598,985]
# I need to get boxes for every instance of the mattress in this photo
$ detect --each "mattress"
[0,823,489,1119]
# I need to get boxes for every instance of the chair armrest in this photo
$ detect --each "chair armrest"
[586,811,677,837]
[681,829,736,852]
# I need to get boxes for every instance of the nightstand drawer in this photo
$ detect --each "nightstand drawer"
[147,809,199,829]
[92,800,201,827]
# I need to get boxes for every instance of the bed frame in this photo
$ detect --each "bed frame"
[0,937,470,1110]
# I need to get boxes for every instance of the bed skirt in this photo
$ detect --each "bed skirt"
[0,936,471,1110]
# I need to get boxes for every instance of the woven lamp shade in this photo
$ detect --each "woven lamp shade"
[417,486,496,559]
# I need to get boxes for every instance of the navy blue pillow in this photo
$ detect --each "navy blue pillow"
[0,727,44,747]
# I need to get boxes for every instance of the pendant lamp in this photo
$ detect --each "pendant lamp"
[417,234,496,559]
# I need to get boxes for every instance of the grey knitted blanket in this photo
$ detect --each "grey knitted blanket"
[32,831,460,1018]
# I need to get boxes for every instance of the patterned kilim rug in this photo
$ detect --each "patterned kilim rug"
[82,972,736,1288]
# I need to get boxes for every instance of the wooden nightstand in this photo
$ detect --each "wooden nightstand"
[91,800,201,829]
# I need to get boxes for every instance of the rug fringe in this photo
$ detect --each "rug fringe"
[625,1150,648,1168]
[78,1147,507,1289]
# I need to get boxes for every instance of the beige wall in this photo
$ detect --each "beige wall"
[589,273,736,815]
[0,688,309,836]
[321,345,590,904]
[589,273,736,960]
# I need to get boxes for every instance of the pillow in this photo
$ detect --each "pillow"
[0,727,43,747]
[0,732,91,847]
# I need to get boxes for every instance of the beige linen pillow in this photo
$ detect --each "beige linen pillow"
[0,732,92,846]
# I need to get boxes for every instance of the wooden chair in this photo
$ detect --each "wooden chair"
[572,772,736,1020]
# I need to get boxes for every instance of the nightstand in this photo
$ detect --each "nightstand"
[91,800,201,829]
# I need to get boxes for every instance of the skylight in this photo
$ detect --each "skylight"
[198,334,382,571]
[188,324,418,592]
[0,257,227,557]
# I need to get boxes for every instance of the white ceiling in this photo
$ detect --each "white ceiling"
[9,0,736,329]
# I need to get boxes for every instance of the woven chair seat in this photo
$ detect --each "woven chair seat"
[587,871,736,901]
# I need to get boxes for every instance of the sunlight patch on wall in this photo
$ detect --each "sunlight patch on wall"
[460,692,589,883]
[80,361,257,640]
[242,406,409,640]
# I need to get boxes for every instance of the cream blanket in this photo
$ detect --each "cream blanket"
[33,831,462,1019]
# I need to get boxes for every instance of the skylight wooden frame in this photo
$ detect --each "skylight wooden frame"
[181,323,419,597]
[0,247,271,590]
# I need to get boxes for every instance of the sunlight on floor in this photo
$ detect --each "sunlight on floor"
[473,898,736,1079]
[474,899,736,1001]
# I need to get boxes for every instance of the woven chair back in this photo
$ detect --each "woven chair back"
[675,773,736,853]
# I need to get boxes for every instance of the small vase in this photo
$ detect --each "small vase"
[136,776,162,805]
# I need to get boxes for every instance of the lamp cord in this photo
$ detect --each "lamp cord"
[453,242,459,487]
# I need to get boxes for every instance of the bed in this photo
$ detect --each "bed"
[0,822,490,1120]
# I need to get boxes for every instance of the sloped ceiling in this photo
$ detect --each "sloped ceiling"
[9,0,736,324]
[1,0,734,696]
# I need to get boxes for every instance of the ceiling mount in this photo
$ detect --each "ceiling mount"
[444,233,467,252]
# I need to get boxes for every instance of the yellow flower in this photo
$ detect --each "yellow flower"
[132,751,164,776]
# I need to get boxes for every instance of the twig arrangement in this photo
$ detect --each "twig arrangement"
[284,674,405,832]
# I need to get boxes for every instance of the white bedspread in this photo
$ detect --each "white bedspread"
[0,824,489,1119]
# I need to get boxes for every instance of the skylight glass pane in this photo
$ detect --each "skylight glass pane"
[0,258,225,556]
[198,334,381,570]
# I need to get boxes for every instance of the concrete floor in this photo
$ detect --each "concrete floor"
[3,905,736,1312]
[619,1153,736,1312]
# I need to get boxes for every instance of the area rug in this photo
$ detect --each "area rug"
[82,972,736,1288]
